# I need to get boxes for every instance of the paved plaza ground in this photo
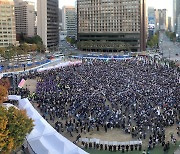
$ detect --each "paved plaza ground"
[24,77,180,154]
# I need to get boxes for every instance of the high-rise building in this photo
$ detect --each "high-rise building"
[173,0,180,33]
[148,7,155,38]
[37,0,59,49]
[0,0,17,47]
[77,0,146,52]
[59,8,62,43]
[173,0,176,32]
[34,11,37,35]
[154,9,168,31]
[177,15,180,36]
[59,8,62,24]
[168,17,172,31]
[148,7,156,25]
[62,6,77,38]
[14,0,35,37]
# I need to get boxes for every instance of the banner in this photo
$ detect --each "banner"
[18,79,26,88]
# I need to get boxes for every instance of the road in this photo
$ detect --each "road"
[159,32,180,62]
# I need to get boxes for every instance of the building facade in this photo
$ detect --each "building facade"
[173,0,180,33]
[148,7,155,39]
[148,7,156,25]
[0,0,17,47]
[59,8,62,25]
[77,0,146,52]
[37,0,59,49]
[62,6,77,38]
[168,17,172,31]
[14,0,35,37]
[177,15,180,36]
[154,9,168,31]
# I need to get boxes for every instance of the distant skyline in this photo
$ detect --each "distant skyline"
[25,0,173,17]
[147,0,172,16]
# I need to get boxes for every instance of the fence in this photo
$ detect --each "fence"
[0,59,51,72]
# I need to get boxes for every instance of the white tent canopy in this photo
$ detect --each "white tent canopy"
[9,96,88,154]
[27,118,57,141]
[38,61,82,72]
[19,98,33,109]
[25,107,42,120]
[8,95,21,101]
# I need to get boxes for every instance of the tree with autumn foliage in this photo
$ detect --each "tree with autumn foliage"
[0,78,10,104]
[0,78,34,153]
[0,85,8,104]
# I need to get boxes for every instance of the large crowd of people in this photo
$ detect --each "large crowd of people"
[9,58,180,151]
[30,58,179,150]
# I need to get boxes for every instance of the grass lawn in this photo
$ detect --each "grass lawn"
[84,141,180,154]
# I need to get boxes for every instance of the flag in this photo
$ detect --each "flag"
[18,79,26,88]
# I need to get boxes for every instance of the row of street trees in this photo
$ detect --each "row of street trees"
[77,40,132,52]
[66,36,76,45]
[18,34,43,45]
[165,31,177,42]
[0,35,45,61]
[147,33,159,48]
[0,78,34,153]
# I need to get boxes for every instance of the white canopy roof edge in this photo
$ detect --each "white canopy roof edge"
[8,95,21,101]
[9,95,88,154]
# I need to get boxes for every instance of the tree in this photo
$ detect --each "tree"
[19,33,25,43]
[0,85,8,104]
[30,44,37,52]
[0,78,10,90]
[0,106,34,153]
[18,34,43,45]
[3,50,14,61]
[166,31,176,41]
[0,47,5,57]
[20,43,30,54]
[0,78,10,104]
[66,36,76,45]
[0,78,34,153]
[147,34,159,48]
[66,36,71,43]
[77,40,131,52]
[37,43,45,53]
[26,35,43,44]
